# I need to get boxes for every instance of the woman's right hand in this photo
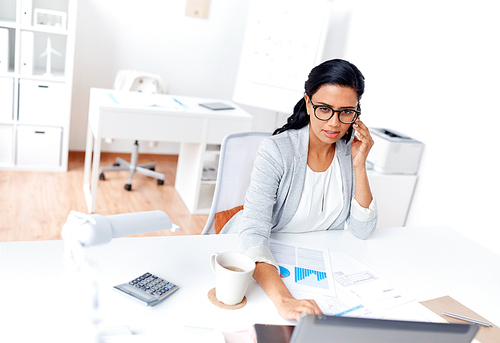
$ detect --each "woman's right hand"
[275,295,323,321]
[253,262,323,321]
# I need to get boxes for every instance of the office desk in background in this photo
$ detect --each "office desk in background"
[1,227,499,342]
[83,88,253,214]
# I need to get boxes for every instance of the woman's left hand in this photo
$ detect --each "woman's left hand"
[351,119,374,169]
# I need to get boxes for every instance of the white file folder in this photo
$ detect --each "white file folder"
[20,31,34,75]
[0,28,8,73]
[21,0,33,26]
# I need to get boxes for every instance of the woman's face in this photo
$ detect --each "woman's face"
[305,84,359,147]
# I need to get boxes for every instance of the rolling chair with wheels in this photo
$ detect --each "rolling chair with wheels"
[99,70,169,191]
[99,140,164,190]
[202,132,271,235]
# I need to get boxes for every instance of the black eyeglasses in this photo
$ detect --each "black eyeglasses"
[308,98,360,124]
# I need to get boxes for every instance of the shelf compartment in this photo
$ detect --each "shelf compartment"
[0,27,15,73]
[197,183,216,214]
[0,1,17,24]
[32,31,68,76]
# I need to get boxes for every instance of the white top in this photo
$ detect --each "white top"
[280,154,343,232]
[279,154,376,232]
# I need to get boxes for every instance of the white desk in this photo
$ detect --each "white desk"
[1,227,499,342]
[83,88,253,214]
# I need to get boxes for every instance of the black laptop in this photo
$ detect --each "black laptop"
[254,315,479,343]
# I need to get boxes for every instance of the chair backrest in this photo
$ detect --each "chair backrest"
[202,131,271,234]
[113,69,170,94]
[108,70,169,145]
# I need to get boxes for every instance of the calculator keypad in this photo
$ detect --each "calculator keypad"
[114,272,179,306]
[129,272,176,297]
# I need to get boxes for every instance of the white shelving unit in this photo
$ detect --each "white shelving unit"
[0,0,77,172]
[199,144,221,212]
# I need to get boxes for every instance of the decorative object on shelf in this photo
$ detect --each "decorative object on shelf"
[202,166,217,181]
[33,8,67,29]
[39,37,62,76]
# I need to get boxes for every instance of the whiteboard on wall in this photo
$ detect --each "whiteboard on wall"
[233,0,332,114]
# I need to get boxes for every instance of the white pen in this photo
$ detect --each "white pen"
[442,312,492,327]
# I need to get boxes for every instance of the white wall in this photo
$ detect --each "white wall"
[332,0,500,255]
[70,0,500,255]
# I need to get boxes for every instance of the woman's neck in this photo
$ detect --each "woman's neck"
[307,139,335,172]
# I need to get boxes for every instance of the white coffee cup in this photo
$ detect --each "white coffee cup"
[210,251,255,305]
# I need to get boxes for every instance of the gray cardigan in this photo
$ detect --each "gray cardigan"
[221,125,377,258]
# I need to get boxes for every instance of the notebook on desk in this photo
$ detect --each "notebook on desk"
[254,315,479,343]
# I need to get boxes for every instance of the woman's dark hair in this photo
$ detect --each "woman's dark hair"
[273,59,365,143]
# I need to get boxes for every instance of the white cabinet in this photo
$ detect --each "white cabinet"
[0,0,76,171]
[367,171,418,228]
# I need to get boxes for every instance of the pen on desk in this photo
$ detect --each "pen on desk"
[173,98,188,108]
[442,312,492,327]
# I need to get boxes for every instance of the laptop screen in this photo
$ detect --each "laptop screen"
[288,315,479,343]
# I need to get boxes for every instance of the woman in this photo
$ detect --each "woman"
[221,59,377,320]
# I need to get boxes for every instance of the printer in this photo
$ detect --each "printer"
[367,128,424,174]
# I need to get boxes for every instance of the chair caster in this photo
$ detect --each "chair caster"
[100,173,105,180]
[149,167,155,171]
[113,163,120,167]
[157,179,164,185]
[124,184,132,191]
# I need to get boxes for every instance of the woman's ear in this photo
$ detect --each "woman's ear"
[304,94,310,116]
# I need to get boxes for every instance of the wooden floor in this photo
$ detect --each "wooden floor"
[0,151,208,242]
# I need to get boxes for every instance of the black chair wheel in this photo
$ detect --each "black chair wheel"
[124,184,132,191]
[99,173,105,180]
[149,167,155,171]
[157,179,164,185]
[113,163,120,167]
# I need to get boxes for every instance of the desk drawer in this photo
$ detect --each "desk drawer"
[99,109,207,143]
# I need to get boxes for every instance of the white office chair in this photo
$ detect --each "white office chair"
[99,70,170,191]
[202,131,271,234]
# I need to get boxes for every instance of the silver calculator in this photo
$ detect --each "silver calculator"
[114,272,179,306]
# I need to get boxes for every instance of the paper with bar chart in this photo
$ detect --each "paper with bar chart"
[270,241,333,294]
[269,240,414,318]
[269,240,364,316]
